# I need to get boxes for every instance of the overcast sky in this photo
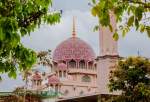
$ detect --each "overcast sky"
[1,0,150,92]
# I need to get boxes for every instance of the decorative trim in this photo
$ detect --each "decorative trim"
[96,55,121,60]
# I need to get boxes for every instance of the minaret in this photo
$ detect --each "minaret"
[97,11,119,94]
[99,12,118,56]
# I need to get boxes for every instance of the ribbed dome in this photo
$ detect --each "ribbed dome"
[32,71,42,80]
[57,63,68,70]
[48,75,60,84]
[53,37,95,62]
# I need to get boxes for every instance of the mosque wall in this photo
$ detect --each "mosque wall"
[97,56,118,94]
[60,84,97,98]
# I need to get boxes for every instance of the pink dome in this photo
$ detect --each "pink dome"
[53,37,95,62]
[48,75,60,84]
[32,72,42,80]
[57,63,68,70]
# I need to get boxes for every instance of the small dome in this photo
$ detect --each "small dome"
[32,72,42,80]
[48,75,60,84]
[57,63,68,70]
[53,37,95,62]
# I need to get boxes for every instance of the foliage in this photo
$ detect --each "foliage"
[12,87,41,102]
[37,49,52,67]
[91,0,150,40]
[0,0,60,79]
[109,57,150,102]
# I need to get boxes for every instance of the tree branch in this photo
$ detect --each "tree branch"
[129,1,150,8]
[18,10,46,28]
[123,0,150,8]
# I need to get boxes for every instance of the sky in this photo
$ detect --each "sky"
[0,0,150,91]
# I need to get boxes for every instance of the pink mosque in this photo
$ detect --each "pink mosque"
[28,12,119,101]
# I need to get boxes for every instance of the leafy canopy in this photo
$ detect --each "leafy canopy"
[91,0,150,40]
[109,57,150,102]
[0,0,60,79]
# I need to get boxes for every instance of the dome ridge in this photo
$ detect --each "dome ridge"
[48,75,60,84]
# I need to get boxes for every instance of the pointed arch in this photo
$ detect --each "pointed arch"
[69,59,76,68]
[79,60,85,68]
[88,61,93,69]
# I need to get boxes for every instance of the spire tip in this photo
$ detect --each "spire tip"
[72,16,76,37]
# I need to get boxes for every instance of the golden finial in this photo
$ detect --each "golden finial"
[72,16,76,37]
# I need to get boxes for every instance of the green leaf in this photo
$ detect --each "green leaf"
[140,25,145,33]
[127,16,134,26]
[100,12,110,26]
[146,29,150,37]
[127,7,131,15]
[135,6,143,21]
[0,76,2,81]
[122,30,126,37]
[113,32,119,41]
[0,27,5,41]
[93,25,99,32]
[135,18,139,30]
[92,0,96,4]
[8,71,17,79]
[91,7,97,17]
[109,24,113,32]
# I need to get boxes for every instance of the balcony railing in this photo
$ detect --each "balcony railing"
[68,68,97,74]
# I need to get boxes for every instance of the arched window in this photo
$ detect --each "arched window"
[62,61,66,64]
[55,85,58,92]
[88,62,93,69]
[64,71,66,77]
[53,62,58,68]
[82,75,91,82]
[37,80,41,86]
[69,60,76,68]
[33,80,36,85]
[59,71,62,77]
[79,60,85,68]
[94,63,97,70]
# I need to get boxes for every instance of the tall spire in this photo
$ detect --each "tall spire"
[72,16,76,37]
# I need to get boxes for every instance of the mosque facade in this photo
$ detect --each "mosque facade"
[28,12,119,101]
